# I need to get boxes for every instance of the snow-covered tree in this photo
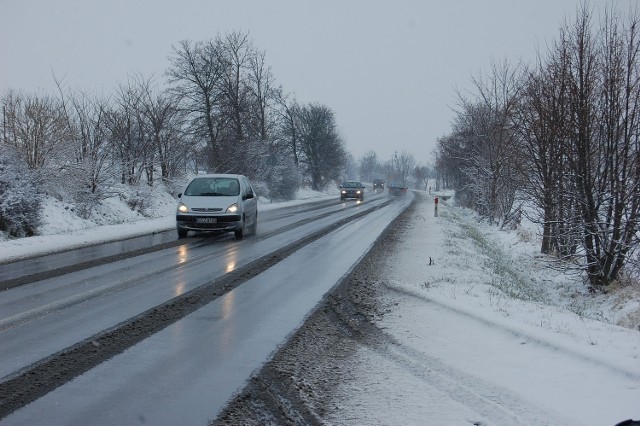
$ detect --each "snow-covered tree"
[0,143,41,237]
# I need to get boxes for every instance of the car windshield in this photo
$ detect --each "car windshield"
[184,177,240,196]
[342,182,361,188]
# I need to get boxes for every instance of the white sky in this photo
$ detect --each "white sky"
[0,0,635,164]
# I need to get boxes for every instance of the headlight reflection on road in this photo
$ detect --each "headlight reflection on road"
[225,250,238,273]
[213,291,238,357]
[173,245,190,297]
[174,280,186,297]
[221,291,235,321]
[176,245,189,264]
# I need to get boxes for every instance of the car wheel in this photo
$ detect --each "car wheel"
[235,217,245,240]
[177,228,188,238]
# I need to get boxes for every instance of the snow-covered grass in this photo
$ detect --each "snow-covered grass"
[434,193,640,331]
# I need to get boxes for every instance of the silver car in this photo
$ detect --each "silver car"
[176,174,258,239]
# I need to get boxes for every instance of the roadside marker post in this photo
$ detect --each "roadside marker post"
[434,196,439,217]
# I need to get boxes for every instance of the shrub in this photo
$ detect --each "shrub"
[0,144,41,237]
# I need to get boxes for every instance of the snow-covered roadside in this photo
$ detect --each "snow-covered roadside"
[325,193,640,425]
[0,187,336,263]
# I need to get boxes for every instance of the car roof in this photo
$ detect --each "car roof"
[191,174,246,180]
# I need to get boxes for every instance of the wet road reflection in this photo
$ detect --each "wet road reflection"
[224,251,238,273]
[176,245,189,265]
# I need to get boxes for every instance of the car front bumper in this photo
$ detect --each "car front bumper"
[176,214,242,232]
[341,191,363,199]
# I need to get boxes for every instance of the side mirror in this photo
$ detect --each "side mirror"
[244,192,254,200]
[177,193,182,198]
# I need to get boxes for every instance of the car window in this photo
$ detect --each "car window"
[245,178,255,197]
[184,178,240,196]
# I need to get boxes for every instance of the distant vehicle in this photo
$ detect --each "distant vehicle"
[373,179,385,192]
[388,183,408,196]
[176,174,258,239]
[340,181,365,201]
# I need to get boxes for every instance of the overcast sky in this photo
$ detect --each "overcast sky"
[0,0,635,165]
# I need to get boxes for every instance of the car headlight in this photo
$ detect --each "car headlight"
[356,190,361,194]
[341,190,346,194]
[226,203,239,213]
[177,202,189,213]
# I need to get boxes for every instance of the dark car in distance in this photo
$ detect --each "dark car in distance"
[340,181,365,201]
[388,183,408,196]
[373,179,384,192]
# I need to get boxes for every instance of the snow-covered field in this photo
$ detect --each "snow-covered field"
[1,186,639,424]
[325,195,640,425]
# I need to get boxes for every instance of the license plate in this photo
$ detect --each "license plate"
[196,217,217,223]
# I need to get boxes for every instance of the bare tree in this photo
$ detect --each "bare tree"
[297,103,346,190]
[593,8,640,284]
[67,90,114,196]
[136,75,189,182]
[108,79,148,185]
[275,92,301,165]
[395,150,416,187]
[566,6,640,285]
[508,4,640,285]
[359,150,380,183]
[515,33,576,255]
[434,133,466,192]
[1,90,69,170]
[413,164,430,190]
[247,49,279,143]
[219,31,252,145]
[167,39,224,172]
[438,59,525,226]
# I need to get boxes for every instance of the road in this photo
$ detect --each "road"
[0,190,412,425]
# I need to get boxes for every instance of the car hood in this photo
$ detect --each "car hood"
[179,194,239,210]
